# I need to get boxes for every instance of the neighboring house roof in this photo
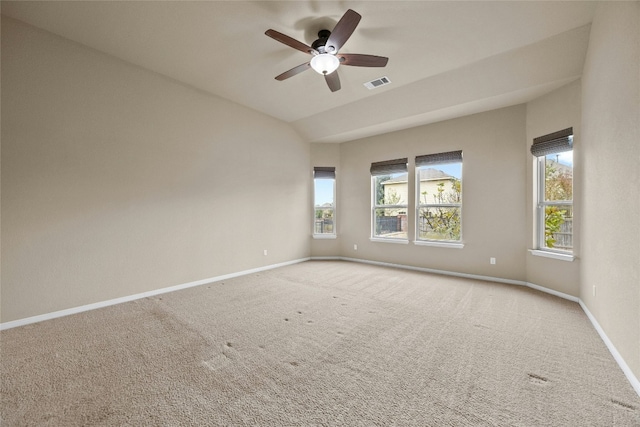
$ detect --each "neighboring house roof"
[418,168,455,181]
[547,159,573,175]
[383,168,454,185]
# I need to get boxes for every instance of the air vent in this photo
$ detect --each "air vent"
[364,76,391,90]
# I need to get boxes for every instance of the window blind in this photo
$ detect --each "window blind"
[370,158,408,175]
[531,128,573,157]
[415,150,462,167]
[313,166,336,179]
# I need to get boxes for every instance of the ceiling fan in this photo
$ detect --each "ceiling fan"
[265,9,389,92]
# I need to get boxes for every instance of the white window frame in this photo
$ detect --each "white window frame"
[535,153,573,255]
[313,168,336,239]
[370,159,409,242]
[414,152,463,246]
[530,128,574,259]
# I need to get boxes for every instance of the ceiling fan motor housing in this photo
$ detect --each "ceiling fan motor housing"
[312,30,333,54]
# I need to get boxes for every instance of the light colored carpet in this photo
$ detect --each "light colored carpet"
[1,260,639,426]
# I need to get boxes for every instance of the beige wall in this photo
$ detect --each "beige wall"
[335,106,527,280]
[311,81,585,293]
[525,80,581,296]
[1,18,310,322]
[580,2,640,379]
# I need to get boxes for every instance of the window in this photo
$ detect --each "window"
[371,158,408,240]
[313,167,336,237]
[531,128,573,253]
[415,151,463,243]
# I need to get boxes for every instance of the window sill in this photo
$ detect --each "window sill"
[313,234,337,240]
[370,237,409,244]
[529,249,575,262]
[414,240,464,249]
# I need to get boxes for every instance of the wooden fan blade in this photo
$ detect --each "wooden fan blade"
[324,71,341,92]
[325,9,361,54]
[275,62,311,81]
[339,54,388,67]
[265,29,317,55]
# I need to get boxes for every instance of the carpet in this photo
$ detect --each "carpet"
[1,260,638,426]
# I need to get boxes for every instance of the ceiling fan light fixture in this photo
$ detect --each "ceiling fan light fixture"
[265,9,388,91]
[310,53,340,75]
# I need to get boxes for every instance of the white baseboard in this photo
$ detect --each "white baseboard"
[0,257,310,331]
[524,281,580,303]
[337,256,527,286]
[579,300,640,397]
[317,256,639,398]
[3,255,638,398]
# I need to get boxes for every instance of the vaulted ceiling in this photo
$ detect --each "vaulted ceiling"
[1,1,597,143]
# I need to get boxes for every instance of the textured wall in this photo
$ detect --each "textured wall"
[525,80,582,297]
[580,2,640,379]
[336,106,527,281]
[1,18,310,322]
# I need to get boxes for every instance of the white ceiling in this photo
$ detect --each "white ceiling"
[1,1,597,143]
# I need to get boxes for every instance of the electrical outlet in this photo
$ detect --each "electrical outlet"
[490,257,496,265]
[354,244,358,250]
[263,249,268,256]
